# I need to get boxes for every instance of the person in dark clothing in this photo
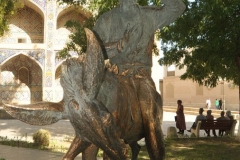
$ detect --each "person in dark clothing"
[217,111,230,136]
[205,110,217,137]
[219,98,222,110]
[176,100,186,134]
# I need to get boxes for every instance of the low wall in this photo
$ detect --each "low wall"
[0,107,14,119]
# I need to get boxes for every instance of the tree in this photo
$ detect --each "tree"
[158,0,240,134]
[56,0,161,59]
[0,0,23,36]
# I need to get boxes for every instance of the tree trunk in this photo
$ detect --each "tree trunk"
[238,82,240,136]
[236,57,240,136]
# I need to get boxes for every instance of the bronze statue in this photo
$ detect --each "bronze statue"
[4,0,185,159]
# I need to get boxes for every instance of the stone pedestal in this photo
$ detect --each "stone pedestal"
[167,126,177,138]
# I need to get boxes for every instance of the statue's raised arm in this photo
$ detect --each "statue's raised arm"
[144,0,186,30]
[93,0,186,60]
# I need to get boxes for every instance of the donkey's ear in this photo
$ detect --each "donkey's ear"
[3,101,64,126]
[83,28,105,100]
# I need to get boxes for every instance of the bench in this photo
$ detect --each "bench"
[190,120,237,138]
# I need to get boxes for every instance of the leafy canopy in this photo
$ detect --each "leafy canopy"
[0,0,23,36]
[56,0,162,59]
[159,0,240,87]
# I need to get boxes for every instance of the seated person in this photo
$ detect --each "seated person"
[187,108,206,132]
[205,110,217,137]
[226,110,234,120]
[217,111,230,136]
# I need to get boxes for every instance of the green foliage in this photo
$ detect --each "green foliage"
[0,134,74,153]
[166,133,178,139]
[159,0,240,87]
[56,20,89,59]
[0,0,23,36]
[165,137,240,160]
[32,129,51,147]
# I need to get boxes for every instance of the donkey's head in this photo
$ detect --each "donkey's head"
[3,28,104,125]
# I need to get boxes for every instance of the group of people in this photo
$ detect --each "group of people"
[215,98,223,110]
[175,100,234,136]
[206,98,223,110]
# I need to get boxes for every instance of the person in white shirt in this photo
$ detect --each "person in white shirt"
[206,98,211,109]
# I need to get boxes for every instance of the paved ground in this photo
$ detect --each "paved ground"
[0,111,239,160]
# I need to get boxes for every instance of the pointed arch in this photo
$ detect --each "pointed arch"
[22,0,44,18]
[1,52,43,70]
[55,6,91,46]
[57,6,90,24]
[0,53,43,104]
[1,53,42,87]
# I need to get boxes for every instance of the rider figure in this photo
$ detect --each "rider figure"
[93,0,185,159]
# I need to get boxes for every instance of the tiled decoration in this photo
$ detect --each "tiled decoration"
[45,50,53,87]
[0,50,16,64]
[44,0,55,91]
[33,0,46,11]
[0,1,88,103]
[0,49,44,66]
[44,90,53,102]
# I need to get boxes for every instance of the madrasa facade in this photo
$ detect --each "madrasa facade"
[0,0,238,112]
[0,0,90,104]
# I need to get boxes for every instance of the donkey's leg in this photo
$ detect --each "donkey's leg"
[102,142,141,160]
[144,120,165,160]
[138,79,165,160]
[82,144,99,160]
[141,100,165,160]
[83,100,128,160]
[103,152,111,160]
[129,141,141,160]
[62,136,93,160]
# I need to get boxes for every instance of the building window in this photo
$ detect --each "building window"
[167,71,175,76]
[167,65,175,76]
[18,38,27,43]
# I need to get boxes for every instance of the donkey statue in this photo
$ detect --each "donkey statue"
[4,28,165,160]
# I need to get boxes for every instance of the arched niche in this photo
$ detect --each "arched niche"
[0,54,43,104]
[6,5,44,44]
[18,66,29,85]
[55,6,91,46]
[57,6,90,27]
